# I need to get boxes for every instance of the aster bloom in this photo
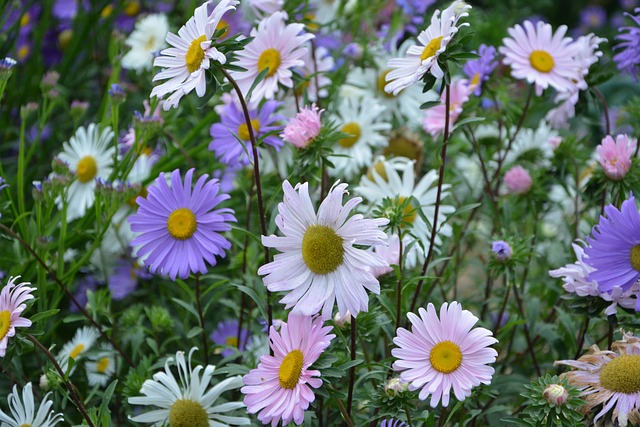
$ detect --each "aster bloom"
[210,319,250,357]
[555,332,640,426]
[392,302,498,407]
[504,165,532,195]
[613,8,640,80]
[499,20,581,95]
[242,315,335,426]
[492,240,512,261]
[129,169,236,280]
[384,0,471,95]
[57,326,100,372]
[281,104,324,148]
[150,0,239,110]
[122,13,169,72]
[597,134,637,180]
[230,12,314,102]
[463,44,498,96]
[498,120,558,168]
[423,78,473,137]
[580,6,607,29]
[129,347,249,426]
[55,123,115,221]
[0,276,35,357]
[85,344,116,387]
[380,419,408,427]
[209,100,284,166]
[584,195,640,310]
[0,383,64,427]
[258,181,389,319]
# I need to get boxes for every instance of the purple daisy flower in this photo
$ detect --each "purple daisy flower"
[585,195,640,310]
[128,168,236,280]
[209,100,284,167]
[613,8,640,80]
[580,6,607,29]
[210,319,250,357]
[463,44,498,96]
[108,258,151,300]
[380,419,408,427]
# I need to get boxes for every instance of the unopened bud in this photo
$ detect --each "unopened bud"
[385,377,408,397]
[543,383,568,406]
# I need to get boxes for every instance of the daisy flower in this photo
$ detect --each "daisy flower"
[57,326,100,372]
[129,347,249,426]
[121,13,169,72]
[392,302,498,407]
[210,319,250,357]
[242,315,335,426]
[150,0,239,110]
[0,276,35,357]
[499,20,581,96]
[209,99,284,167]
[128,168,236,280]
[55,123,115,221]
[613,8,640,80]
[556,332,640,426]
[295,45,334,102]
[384,0,471,96]
[497,120,558,169]
[463,44,498,96]
[85,344,116,387]
[230,11,314,102]
[328,95,391,180]
[584,195,640,310]
[423,78,473,137]
[258,181,389,319]
[0,383,64,427]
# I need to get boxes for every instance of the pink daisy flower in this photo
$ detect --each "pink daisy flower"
[392,302,498,407]
[230,12,314,102]
[0,276,35,357]
[242,315,335,426]
[422,78,473,137]
[499,20,581,96]
[281,104,324,148]
[597,134,637,180]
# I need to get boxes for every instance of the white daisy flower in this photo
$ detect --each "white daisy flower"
[230,11,314,102]
[85,344,116,388]
[247,0,283,18]
[385,0,471,95]
[151,0,239,110]
[328,95,391,180]
[56,123,115,221]
[128,347,249,426]
[258,181,389,319]
[310,0,341,25]
[356,156,455,258]
[122,14,169,72]
[498,120,558,168]
[0,383,63,427]
[57,326,100,373]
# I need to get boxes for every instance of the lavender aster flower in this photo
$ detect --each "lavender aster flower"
[380,419,409,427]
[463,44,498,96]
[210,319,250,357]
[492,240,512,261]
[585,195,640,310]
[580,6,607,29]
[613,8,640,80]
[209,100,284,167]
[128,169,236,280]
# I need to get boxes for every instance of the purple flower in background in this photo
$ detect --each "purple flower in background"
[380,419,408,427]
[107,258,150,300]
[580,6,607,29]
[210,319,250,357]
[621,0,638,10]
[396,0,436,36]
[209,100,284,167]
[463,44,498,96]
[613,8,640,80]
[492,240,512,261]
[53,0,79,20]
[71,275,99,312]
[585,195,640,310]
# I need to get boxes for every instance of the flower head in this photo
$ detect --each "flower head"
[0,276,35,357]
[85,344,116,387]
[597,134,637,180]
[463,44,498,96]
[492,240,512,261]
[0,383,63,427]
[504,165,532,195]
[210,319,250,357]
[129,169,236,280]
[281,104,324,148]
[392,302,498,407]
[57,326,100,372]
[613,8,640,80]
[423,78,473,137]
[242,315,335,426]
[258,181,389,319]
[122,13,169,72]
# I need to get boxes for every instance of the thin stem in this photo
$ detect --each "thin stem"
[238,179,255,349]
[438,405,448,427]
[194,273,209,366]
[346,316,357,420]
[395,231,404,331]
[405,404,414,427]
[512,282,542,376]
[592,86,610,136]
[0,223,134,368]
[336,397,355,427]
[494,85,534,178]
[29,335,95,427]
[574,315,590,359]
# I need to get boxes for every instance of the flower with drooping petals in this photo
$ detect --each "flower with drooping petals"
[504,165,532,195]
[57,326,100,372]
[0,383,63,427]
[597,134,637,180]
[423,78,473,137]
[392,301,498,407]
[242,315,335,426]
[613,8,640,80]
[0,276,35,357]
[281,104,324,148]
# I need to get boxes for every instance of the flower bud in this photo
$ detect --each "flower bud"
[543,383,568,406]
[385,377,409,397]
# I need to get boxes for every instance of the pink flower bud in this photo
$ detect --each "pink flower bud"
[597,134,636,180]
[504,165,532,195]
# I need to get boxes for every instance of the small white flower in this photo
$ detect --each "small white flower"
[57,326,100,373]
[122,14,169,72]
[85,344,116,387]
[0,383,63,427]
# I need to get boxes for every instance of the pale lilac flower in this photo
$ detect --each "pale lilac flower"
[0,277,35,357]
[281,104,324,148]
[504,165,532,195]
[597,134,637,180]
[492,240,512,261]
[423,79,472,137]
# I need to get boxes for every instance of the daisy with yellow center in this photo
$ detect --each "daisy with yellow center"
[242,315,335,426]
[0,276,35,358]
[86,344,116,387]
[150,0,238,110]
[392,302,498,408]
[129,348,249,427]
[55,123,115,221]
[57,326,100,373]
[0,383,63,427]
[122,14,169,72]
[230,11,314,103]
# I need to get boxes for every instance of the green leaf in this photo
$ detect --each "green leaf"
[420,100,441,110]
[29,309,60,323]
[246,67,270,101]
[187,326,203,339]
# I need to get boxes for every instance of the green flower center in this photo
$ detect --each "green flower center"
[279,349,304,389]
[167,208,197,240]
[366,162,388,182]
[377,69,395,98]
[301,225,344,275]
[0,310,10,341]
[430,340,462,374]
[396,196,417,224]
[77,156,98,183]
[384,135,422,162]
[630,245,640,272]
[338,122,362,148]
[257,48,281,77]
[169,399,209,427]
[600,354,640,394]
[529,50,554,73]
[186,35,207,74]
[420,36,443,62]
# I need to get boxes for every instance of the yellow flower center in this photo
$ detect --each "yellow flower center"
[377,69,395,98]
[76,156,98,183]
[20,13,30,28]
[237,119,261,141]
[225,336,239,347]
[279,349,304,389]
[420,36,444,62]
[169,399,209,427]
[17,45,30,60]
[124,0,141,16]
[100,4,113,18]
[58,29,73,50]
[304,13,319,32]
[429,340,463,374]
[69,344,85,360]
[145,36,156,51]
[19,424,31,427]
[600,354,640,394]
[167,208,197,240]
[366,162,388,182]
[338,122,362,148]
[0,311,11,341]
[384,135,422,161]
[396,196,417,224]
[257,48,281,77]
[301,225,344,275]
[186,35,208,74]
[471,71,481,87]
[630,245,640,271]
[96,357,110,373]
[216,19,229,38]
[529,50,554,73]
